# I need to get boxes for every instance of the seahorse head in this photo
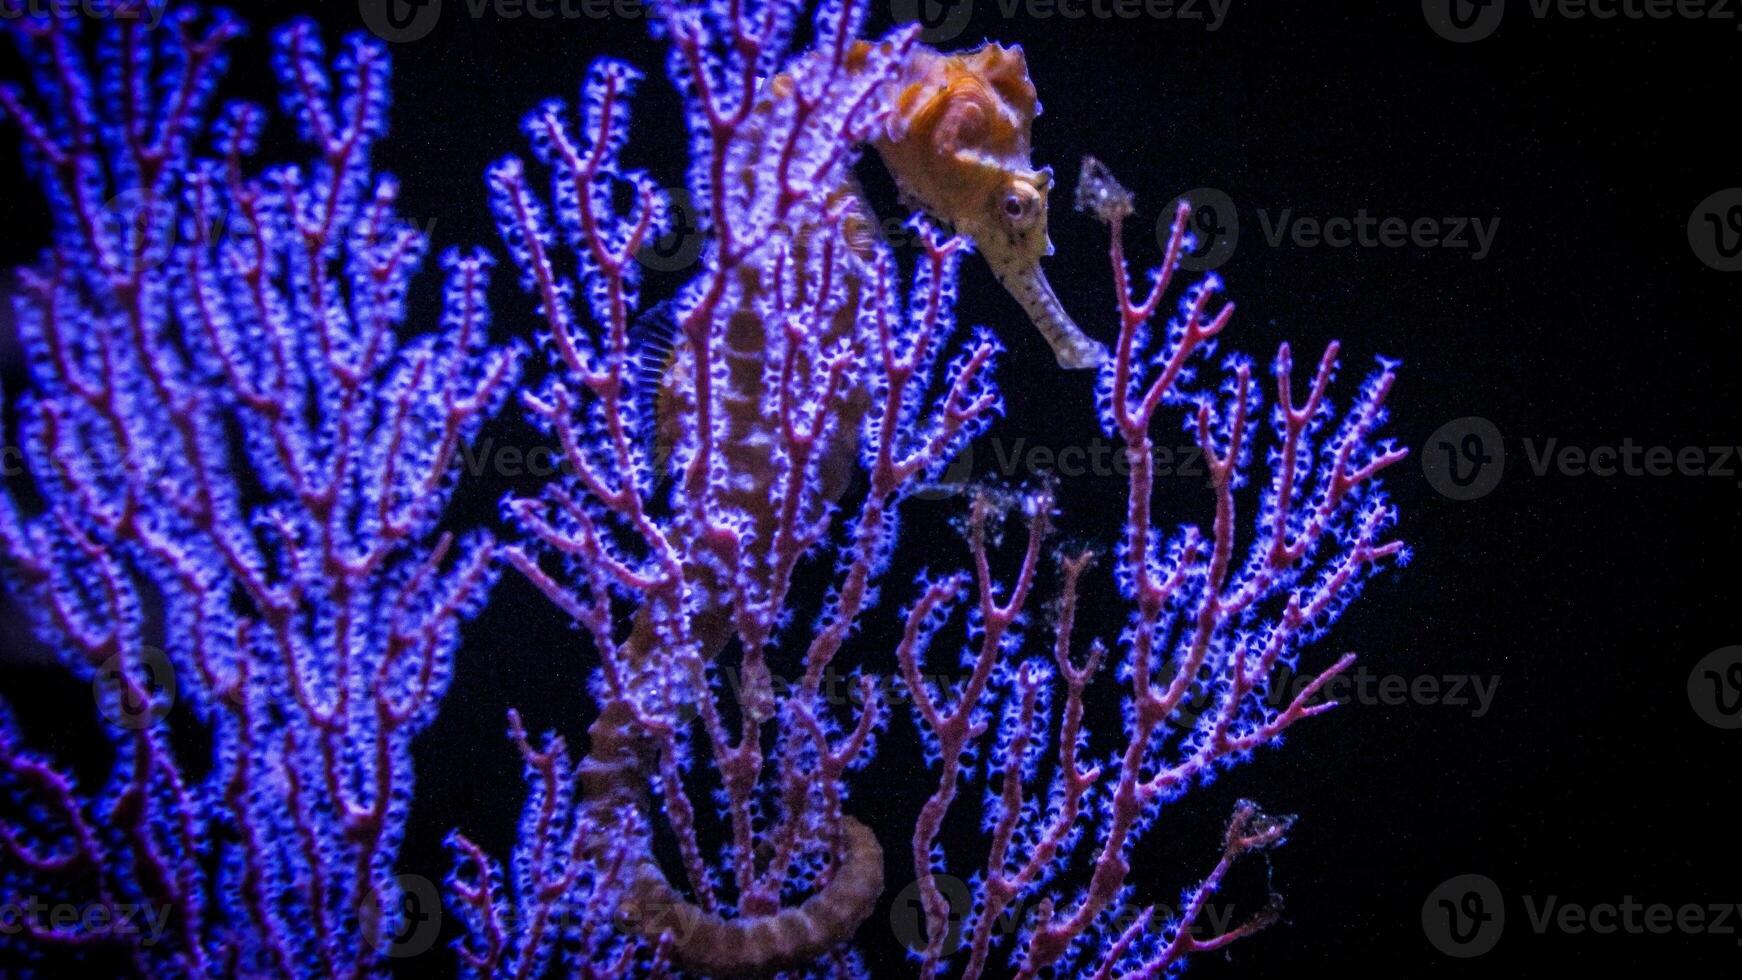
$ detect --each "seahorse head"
[872,41,1106,369]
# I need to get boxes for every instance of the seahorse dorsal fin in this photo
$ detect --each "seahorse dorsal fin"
[628,297,684,471]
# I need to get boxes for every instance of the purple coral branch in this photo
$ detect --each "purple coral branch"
[1,6,519,975]
[470,0,1405,976]
[889,197,1407,979]
[473,0,999,971]
[0,1,1408,977]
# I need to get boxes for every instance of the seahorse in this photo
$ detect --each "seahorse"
[872,42,1105,371]
[582,39,1091,975]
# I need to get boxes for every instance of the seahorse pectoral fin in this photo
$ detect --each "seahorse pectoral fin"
[983,247,1106,370]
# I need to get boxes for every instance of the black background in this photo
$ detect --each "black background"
[2,0,1738,975]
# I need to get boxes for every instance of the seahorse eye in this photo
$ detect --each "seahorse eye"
[1004,194,1026,218]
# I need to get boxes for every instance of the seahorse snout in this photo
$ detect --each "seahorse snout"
[983,248,1107,369]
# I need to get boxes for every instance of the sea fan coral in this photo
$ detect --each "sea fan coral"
[0,1,1405,977]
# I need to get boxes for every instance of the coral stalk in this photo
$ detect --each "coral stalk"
[0,7,519,974]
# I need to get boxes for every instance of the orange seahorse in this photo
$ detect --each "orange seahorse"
[584,39,1091,975]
